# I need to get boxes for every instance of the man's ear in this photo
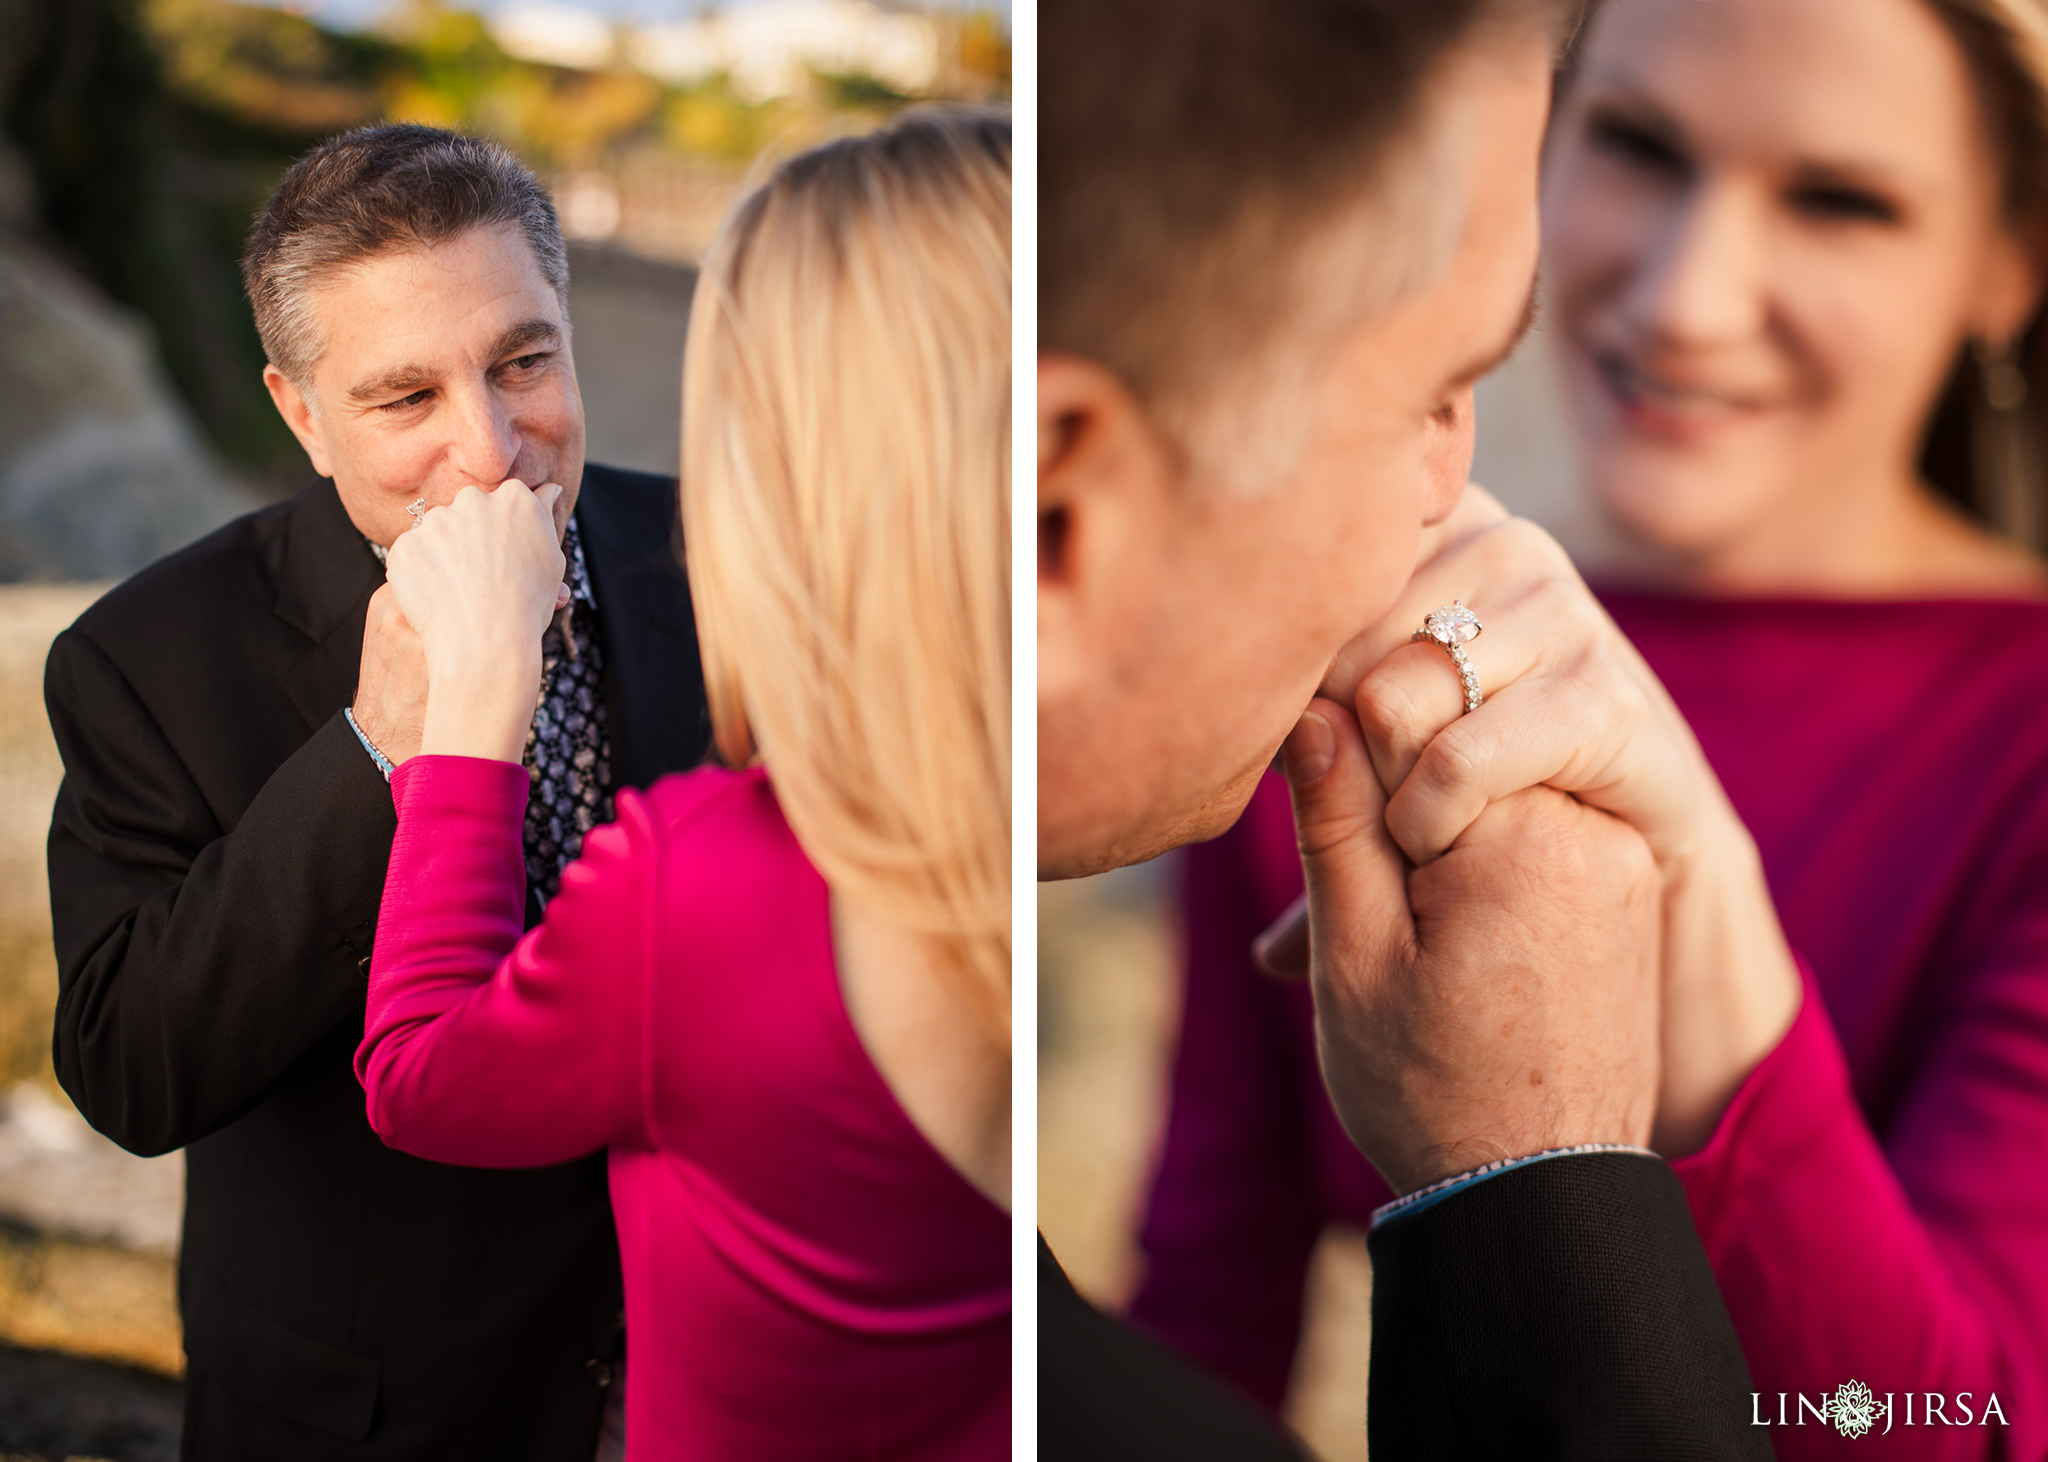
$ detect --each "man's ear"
[263,364,335,479]
[1037,353,1178,704]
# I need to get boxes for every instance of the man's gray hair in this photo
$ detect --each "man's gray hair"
[241,124,569,389]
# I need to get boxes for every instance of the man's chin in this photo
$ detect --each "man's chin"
[1163,758,1273,850]
[1038,756,1273,882]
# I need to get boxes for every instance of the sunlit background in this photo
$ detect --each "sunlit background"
[0,2,1005,1455]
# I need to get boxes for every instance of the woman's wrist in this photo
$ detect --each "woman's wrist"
[419,649,542,764]
[1653,802,1803,1156]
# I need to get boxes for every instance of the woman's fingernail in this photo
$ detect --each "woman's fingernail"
[1282,706,1336,784]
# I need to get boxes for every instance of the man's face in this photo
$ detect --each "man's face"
[1038,34,1552,878]
[264,222,585,547]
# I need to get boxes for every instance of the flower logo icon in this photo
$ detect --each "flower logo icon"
[1827,1381,1882,1439]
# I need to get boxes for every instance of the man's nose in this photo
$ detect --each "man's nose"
[443,383,522,486]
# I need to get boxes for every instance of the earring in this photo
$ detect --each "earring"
[1976,336,2029,412]
[1971,335,2043,551]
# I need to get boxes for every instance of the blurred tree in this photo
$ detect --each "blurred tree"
[3,0,393,490]
[663,85,775,163]
[150,0,381,134]
[382,2,665,170]
[954,10,1010,97]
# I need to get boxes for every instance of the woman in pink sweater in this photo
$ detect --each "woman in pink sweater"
[352,110,1011,1460]
[1133,1,2048,1457]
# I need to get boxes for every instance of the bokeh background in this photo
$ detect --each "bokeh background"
[0,2,1005,1456]
[1036,340,1585,1462]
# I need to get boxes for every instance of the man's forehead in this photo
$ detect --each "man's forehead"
[308,226,566,372]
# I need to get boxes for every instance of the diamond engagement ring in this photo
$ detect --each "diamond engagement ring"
[1414,601,1484,713]
[405,497,428,526]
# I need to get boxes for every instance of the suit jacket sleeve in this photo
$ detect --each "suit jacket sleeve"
[1368,1151,1771,1460]
[1046,1155,1766,1460]
[1039,1235,1309,1462]
[46,626,395,1155]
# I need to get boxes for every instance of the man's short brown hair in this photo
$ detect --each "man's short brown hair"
[241,124,568,390]
[1043,0,1578,434]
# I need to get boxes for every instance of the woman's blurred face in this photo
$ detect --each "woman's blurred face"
[1543,0,2037,564]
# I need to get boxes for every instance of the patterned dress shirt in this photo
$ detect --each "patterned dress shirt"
[359,520,613,905]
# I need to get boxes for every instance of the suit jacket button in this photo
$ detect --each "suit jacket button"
[357,957,371,974]
[585,1359,615,1388]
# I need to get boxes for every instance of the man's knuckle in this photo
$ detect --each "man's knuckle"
[1356,667,1427,744]
[1414,729,1481,800]
[1490,786,1570,847]
[1296,809,1375,859]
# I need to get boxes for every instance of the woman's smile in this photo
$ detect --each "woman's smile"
[1588,344,1782,442]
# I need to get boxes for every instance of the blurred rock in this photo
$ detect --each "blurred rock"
[0,1341,180,1461]
[0,1222,181,1383]
[0,230,255,582]
[0,144,33,233]
[1036,859,1180,1311]
[0,583,182,1383]
[0,1084,181,1258]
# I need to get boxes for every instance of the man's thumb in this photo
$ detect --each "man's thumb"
[1281,699,1412,952]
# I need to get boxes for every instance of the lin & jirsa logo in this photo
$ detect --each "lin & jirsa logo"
[1752,1382,2010,1437]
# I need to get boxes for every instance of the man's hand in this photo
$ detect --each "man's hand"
[353,585,427,766]
[1282,697,1660,1195]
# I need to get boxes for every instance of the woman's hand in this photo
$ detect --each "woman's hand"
[383,480,570,764]
[1267,486,1801,1155]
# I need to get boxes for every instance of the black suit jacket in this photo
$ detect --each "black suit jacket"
[45,464,709,1460]
[1042,1153,1775,1460]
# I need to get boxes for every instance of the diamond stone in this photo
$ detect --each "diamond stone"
[1425,603,1482,646]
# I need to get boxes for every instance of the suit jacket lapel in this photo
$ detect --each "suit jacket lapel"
[275,480,384,735]
[576,464,710,791]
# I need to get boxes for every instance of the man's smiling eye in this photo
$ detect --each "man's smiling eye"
[381,388,432,412]
[507,352,549,371]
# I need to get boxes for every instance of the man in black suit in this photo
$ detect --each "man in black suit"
[1038,0,1772,1456]
[45,125,706,1459]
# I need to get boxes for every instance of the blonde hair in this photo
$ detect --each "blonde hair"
[681,108,1011,1033]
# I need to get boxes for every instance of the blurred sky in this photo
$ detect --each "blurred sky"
[260,0,1006,31]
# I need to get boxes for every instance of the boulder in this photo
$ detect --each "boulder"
[0,224,256,581]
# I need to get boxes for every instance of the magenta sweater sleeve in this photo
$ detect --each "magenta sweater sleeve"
[1674,955,2048,1459]
[354,755,650,1167]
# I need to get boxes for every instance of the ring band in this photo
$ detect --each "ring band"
[1413,601,1483,714]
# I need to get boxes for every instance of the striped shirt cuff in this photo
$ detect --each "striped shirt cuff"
[1370,1143,1661,1228]
[344,706,396,782]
